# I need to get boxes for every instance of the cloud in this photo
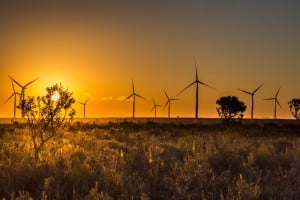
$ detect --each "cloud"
[101,96,126,102]
[101,96,113,101]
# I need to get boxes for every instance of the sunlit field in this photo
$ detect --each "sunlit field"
[0,119,299,199]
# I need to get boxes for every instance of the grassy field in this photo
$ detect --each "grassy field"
[0,120,299,199]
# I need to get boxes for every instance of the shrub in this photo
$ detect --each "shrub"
[18,83,76,161]
[288,98,300,120]
[216,96,246,124]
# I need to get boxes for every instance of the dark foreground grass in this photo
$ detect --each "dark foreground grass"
[0,121,299,199]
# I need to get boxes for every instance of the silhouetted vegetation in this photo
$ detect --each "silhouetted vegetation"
[17,83,76,160]
[288,98,300,120]
[216,96,246,124]
[0,121,299,199]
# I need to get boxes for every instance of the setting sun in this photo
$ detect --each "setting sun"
[51,91,60,102]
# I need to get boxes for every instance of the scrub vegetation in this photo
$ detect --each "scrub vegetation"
[0,121,299,199]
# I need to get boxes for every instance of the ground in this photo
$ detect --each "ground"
[0,119,299,199]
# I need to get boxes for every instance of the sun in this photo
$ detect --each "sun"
[51,91,60,101]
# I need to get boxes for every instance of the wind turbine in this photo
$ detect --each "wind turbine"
[151,98,161,119]
[124,80,144,118]
[78,99,88,118]
[8,75,38,101]
[163,90,179,118]
[5,81,20,119]
[238,83,264,120]
[177,61,213,119]
[264,88,281,119]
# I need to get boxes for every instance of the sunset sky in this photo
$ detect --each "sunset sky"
[0,1,299,119]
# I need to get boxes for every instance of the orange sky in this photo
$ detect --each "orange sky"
[0,1,299,119]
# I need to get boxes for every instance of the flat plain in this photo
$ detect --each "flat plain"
[0,118,299,199]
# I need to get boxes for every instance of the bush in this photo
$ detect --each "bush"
[288,98,300,120]
[18,83,75,161]
[216,96,246,124]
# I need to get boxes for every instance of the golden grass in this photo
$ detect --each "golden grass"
[0,121,299,199]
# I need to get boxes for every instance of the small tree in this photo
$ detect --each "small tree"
[288,98,300,120]
[216,96,246,124]
[18,83,76,160]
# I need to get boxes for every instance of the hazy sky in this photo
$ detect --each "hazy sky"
[0,1,299,118]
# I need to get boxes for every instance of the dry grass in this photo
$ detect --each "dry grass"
[0,121,299,199]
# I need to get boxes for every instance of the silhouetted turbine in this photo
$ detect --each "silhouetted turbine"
[151,98,161,119]
[78,99,88,118]
[177,62,213,119]
[124,80,144,118]
[238,83,264,120]
[5,81,20,119]
[8,75,38,102]
[264,88,281,119]
[164,91,179,118]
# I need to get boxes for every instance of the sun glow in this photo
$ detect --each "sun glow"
[51,91,60,101]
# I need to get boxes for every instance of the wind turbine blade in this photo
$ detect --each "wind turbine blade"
[135,93,144,99]
[238,88,252,95]
[198,81,213,89]
[5,93,14,103]
[170,98,179,101]
[177,81,196,96]
[11,81,16,92]
[163,90,169,99]
[132,80,135,93]
[194,58,199,81]
[84,99,89,104]
[264,98,275,100]
[275,87,280,98]
[123,94,133,102]
[164,100,169,108]
[24,78,38,87]
[152,98,160,106]
[276,99,281,108]
[151,106,155,111]
[253,83,264,94]
[8,75,22,88]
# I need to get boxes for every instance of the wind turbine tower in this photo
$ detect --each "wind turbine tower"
[5,81,20,119]
[164,90,179,118]
[78,99,88,118]
[238,83,264,120]
[264,88,281,119]
[8,75,38,102]
[177,60,213,119]
[151,98,161,118]
[124,80,144,118]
